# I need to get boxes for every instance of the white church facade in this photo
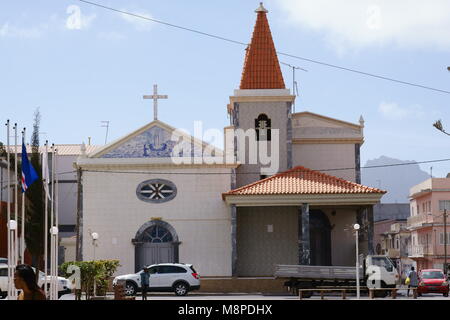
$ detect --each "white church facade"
[75,4,385,277]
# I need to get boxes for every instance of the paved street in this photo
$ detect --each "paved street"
[53,290,449,300]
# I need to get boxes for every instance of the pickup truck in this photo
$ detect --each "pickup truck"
[274,255,400,297]
[0,263,72,299]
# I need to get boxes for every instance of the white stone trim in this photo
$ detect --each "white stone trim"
[223,193,384,206]
[75,157,240,169]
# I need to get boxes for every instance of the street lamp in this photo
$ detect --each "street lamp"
[91,232,99,260]
[91,232,99,297]
[354,223,361,299]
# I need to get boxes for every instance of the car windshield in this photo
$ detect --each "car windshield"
[421,271,444,279]
[372,257,394,272]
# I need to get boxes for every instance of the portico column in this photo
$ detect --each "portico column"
[299,203,310,265]
[367,205,374,255]
[231,204,237,277]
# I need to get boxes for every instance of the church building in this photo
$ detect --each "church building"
[75,3,385,278]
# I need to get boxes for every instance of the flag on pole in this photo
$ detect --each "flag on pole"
[42,149,51,200]
[21,142,39,192]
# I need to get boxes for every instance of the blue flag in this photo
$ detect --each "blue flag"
[21,142,39,192]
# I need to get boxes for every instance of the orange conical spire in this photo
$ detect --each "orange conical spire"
[239,3,285,90]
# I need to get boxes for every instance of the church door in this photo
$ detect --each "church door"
[134,222,179,272]
[309,210,332,266]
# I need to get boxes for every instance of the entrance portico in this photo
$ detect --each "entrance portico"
[223,166,385,277]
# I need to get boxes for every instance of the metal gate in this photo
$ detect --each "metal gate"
[133,222,179,272]
[136,243,174,270]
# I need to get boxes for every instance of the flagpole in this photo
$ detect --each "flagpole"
[54,147,59,300]
[43,141,48,296]
[50,144,55,300]
[20,128,25,263]
[13,124,19,267]
[5,120,11,299]
[12,124,18,300]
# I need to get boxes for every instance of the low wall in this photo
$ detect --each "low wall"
[107,277,288,294]
[197,278,287,293]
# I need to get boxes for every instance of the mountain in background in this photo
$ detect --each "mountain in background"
[361,156,430,203]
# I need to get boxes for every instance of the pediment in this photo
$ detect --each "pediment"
[292,111,363,140]
[89,120,222,159]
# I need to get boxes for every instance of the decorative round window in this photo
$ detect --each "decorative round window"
[136,179,177,203]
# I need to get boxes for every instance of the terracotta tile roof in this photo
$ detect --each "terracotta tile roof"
[239,4,285,90]
[223,166,386,197]
[6,144,101,156]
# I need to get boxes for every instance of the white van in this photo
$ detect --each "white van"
[0,263,72,299]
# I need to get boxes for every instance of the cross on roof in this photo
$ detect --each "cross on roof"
[143,84,168,121]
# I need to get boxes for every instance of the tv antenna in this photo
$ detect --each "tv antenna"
[280,62,307,113]
[101,121,110,145]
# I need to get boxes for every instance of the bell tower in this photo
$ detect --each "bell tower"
[227,3,295,188]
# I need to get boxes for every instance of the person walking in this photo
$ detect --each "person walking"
[407,266,418,297]
[14,264,46,300]
[140,267,150,300]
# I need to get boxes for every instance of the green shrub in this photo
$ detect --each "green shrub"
[60,260,120,300]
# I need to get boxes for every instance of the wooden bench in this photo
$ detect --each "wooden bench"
[368,287,417,299]
[299,288,350,300]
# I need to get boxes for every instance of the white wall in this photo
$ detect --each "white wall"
[293,144,356,182]
[81,166,232,276]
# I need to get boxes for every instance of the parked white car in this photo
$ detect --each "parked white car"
[113,263,201,296]
[0,263,72,299]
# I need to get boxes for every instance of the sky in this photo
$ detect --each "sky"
[0,0,449,178]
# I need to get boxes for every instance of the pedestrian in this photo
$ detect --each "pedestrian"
[406,266,418,297]
[140,267,150,300]
[14,264,46,300]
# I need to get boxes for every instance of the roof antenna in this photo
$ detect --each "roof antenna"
[280,61,307,113]
[101,121,110,145]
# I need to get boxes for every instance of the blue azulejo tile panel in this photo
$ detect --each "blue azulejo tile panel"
[101,126,203,158]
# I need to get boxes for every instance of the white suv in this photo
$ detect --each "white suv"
[113,263,200,296]
[0,263,72,299]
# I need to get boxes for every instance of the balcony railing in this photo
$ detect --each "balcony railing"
[408,245,433,257]
[407,214,444,228]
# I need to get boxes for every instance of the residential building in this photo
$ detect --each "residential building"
[408,176,450,271]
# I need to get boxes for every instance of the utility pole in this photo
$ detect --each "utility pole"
[445,208,447,274]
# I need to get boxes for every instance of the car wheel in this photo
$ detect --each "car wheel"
[173,282,189,296]
[444,293,449,297]
[125,282,137,296]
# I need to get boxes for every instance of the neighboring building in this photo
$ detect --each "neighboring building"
[1,158,13,259]
[408,177,450,271]
[5,144,100,263]
[376,221,414,279]
[373,203,413,279]
[76,3,385,277]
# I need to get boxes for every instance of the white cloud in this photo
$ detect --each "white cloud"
[0,22,46,38]
[120,9,153,31]
[66,5,96,30]
[378,101,425,120]
[273,0,450,51]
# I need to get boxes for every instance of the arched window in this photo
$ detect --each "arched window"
[255,114,271,141]
[141,225,174,243]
